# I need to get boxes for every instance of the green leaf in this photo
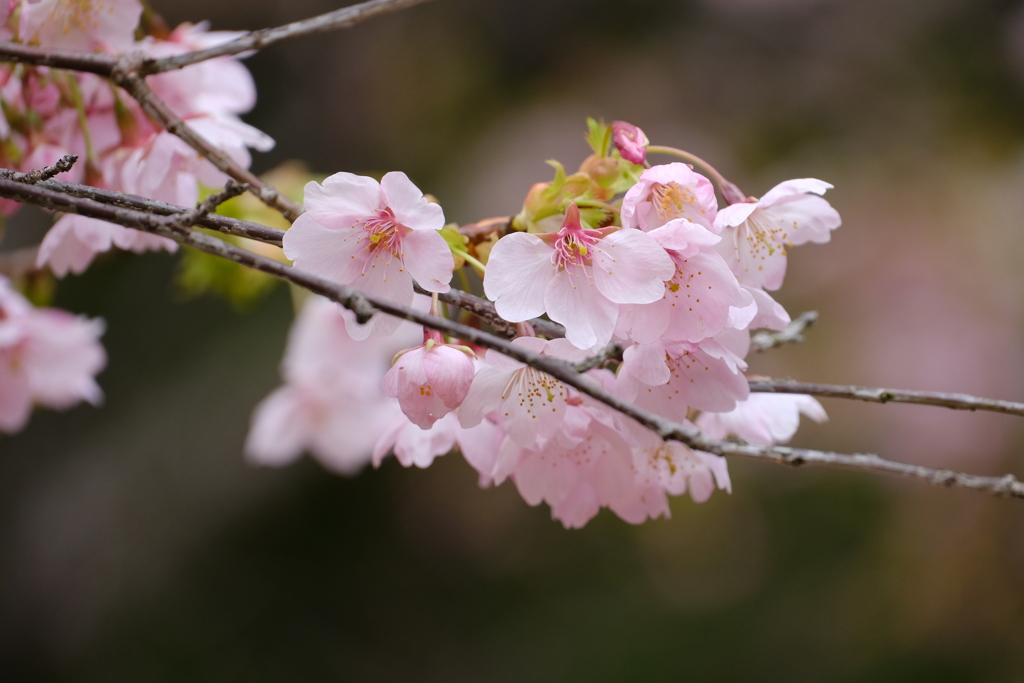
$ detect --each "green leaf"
[585,117,612,157]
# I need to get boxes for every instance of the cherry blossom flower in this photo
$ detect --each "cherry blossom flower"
[697,393,827,446]
[620,162,718,233]
[484,204,674,349]
[382,328,476,429]
[36,214,178,277]
[0,277,106,434]
[245,295,419,473]
[283,171,453,339]
[611,120,649,165]
[615,218,754,344]
[458,336,590,450]
[20,0,143,52]
[632,433,731,505]
[713,178,841,290]
[616,336,749,423]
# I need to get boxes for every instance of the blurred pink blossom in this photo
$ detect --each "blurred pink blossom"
[19,0,142,51]
[0,277,106,434]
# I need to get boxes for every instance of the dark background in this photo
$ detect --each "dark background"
[2,0,1024,680]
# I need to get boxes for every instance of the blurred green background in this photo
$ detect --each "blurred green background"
[2,0,1024,680]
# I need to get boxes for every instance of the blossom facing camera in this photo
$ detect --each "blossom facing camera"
[611,120,649,165]
[283,171,454,339]
[621,163,719,233]
[382,330,477,429]
[713,178,841,291]
[484,204,674,349]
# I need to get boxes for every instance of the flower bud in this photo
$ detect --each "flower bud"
[611,120,649,165]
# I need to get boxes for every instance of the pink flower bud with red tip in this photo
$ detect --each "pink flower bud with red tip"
[611,120,649,165]
[382,328,477,429]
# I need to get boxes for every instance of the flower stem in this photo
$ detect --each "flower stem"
[646,145,746,204]
[452,247,486,274]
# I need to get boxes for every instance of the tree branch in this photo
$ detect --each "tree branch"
[1,171,1020,501]
[0,42,117,76]
[749,379,1024,418]
[141,0,437,74]
[0,164,285,246]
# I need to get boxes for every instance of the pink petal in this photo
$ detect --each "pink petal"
[662,250,751,343]
[761,194,841,246]
[500,366,570,449]
[423,345,476,409]
[282,216,368,285]
[381,172,445,232]
[747,286,790,331]
[305,173,382,229]
[458,365,513,428]
[343,256,413,340]
[244,386,312,467]
[758,178,833,208]
[402,228,453,293]
[591,229,674,304]
[544,265,618,350]
[484,232,553,322]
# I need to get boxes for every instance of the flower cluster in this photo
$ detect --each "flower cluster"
[0,0,272,276]
[248,118,839,528]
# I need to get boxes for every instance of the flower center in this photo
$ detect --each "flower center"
[651,182,698,222]
[361,209,403,257]
[551,222,601,271]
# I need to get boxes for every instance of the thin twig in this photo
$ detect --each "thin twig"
[0,154,79,184]
[750,311,818,352]
[1,171,1020,501]
[0,172,285,246]
[163,180,249,229]
[749,379,1024,418]
[141,0,436,74]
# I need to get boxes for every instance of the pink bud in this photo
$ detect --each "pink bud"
[383,340,477,429]
[611,120,649,165]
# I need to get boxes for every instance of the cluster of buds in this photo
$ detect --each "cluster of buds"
[250,118,841,528]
